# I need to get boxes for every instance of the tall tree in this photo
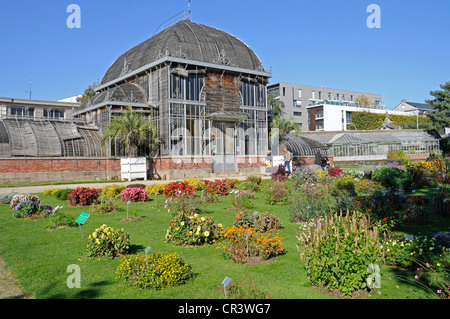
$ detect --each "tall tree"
[102,106,159,157]
[426,81,450,129]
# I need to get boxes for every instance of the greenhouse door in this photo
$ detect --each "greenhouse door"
[212,122,236,172]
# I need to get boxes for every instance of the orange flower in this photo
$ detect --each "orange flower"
[383,217,387,222]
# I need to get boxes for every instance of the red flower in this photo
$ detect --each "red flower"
[170,221,174,226]
[236,214,241,220]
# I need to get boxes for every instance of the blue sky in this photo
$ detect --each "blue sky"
[0,0,449,109]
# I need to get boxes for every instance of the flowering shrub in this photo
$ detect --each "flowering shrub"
[67,187,99,206]
[12,200,53,219]
[204,179,230,196]
[121,187,149,202]
[315,169,328,182]
[289,182,333,223]
[115,251,194,289]
[223,178,238,189]
[328,167,343,177]
[215,225,284,263]
[101,184,125,199]
[438,174,450,184]
[272,164,288,182]
[10,194,40,210]
[383,234,450,269]
[264,181,290,205]
[163,181,195,199]
[86,224,130,258]
[291,166,317,190]
[298,212,384,297]
[238,180,261,192]
[233,212,282,233]
[165,212,218,246]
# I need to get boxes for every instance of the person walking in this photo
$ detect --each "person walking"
[314,150,323,170]
[283,147,292,175]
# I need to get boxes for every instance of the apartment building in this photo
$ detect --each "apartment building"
[267,82,383,131]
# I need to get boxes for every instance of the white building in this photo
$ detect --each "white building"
[307,101,417,131]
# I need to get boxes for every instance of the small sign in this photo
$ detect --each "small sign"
[222,276,232,287]
[222,276,232,299]
[75,212,90,225]
[145,246,151,268]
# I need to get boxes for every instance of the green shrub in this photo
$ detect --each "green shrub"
[298,212,384,297]
[47,212,77,228]
[101,184,125,198]
[246,175,262,185]
[115,251,194,289]
[86,224,131,258]
[54,189,73,201]
[372,167,413,190]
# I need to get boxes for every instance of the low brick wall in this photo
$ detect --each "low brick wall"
[0,156,268,184]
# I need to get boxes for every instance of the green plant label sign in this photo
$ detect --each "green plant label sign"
[75,212,90,225]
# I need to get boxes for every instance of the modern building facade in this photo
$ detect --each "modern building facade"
[267,82,383,131]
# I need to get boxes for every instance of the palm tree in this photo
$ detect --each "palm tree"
[270,116,301,143]
[102,106,159,158]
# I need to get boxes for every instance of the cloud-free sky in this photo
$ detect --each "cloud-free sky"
[0,0,449,109]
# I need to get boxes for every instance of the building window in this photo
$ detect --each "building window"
[328,92,331,100]
[346,111,352,122]
[294,100,301,108]
[336,93,340,100]
[282,87,285,96]
[240,81,265,107]
[293,111,302,116]
[318,91,322,100]
[350,95,353,101]
[44,108,65,119]
[10,106,34,118]
[312,90,315,99]
[298,89,302,98]
[170,73,205,101]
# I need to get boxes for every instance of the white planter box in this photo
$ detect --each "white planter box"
[121,157,147,181]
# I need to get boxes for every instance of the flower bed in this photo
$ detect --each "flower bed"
[115,251,194,289]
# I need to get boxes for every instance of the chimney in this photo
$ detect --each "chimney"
[401,99,407,104]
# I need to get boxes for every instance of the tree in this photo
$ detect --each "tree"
[355,94,372,107]
[270,116,301,141]
[76,81,99,103]
[102,106,159,158]
[267,90,284,118]
[426,81,450,129]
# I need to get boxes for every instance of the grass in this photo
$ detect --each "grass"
[0,179,448,299]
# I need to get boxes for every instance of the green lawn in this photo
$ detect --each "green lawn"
[0,180,448,299]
